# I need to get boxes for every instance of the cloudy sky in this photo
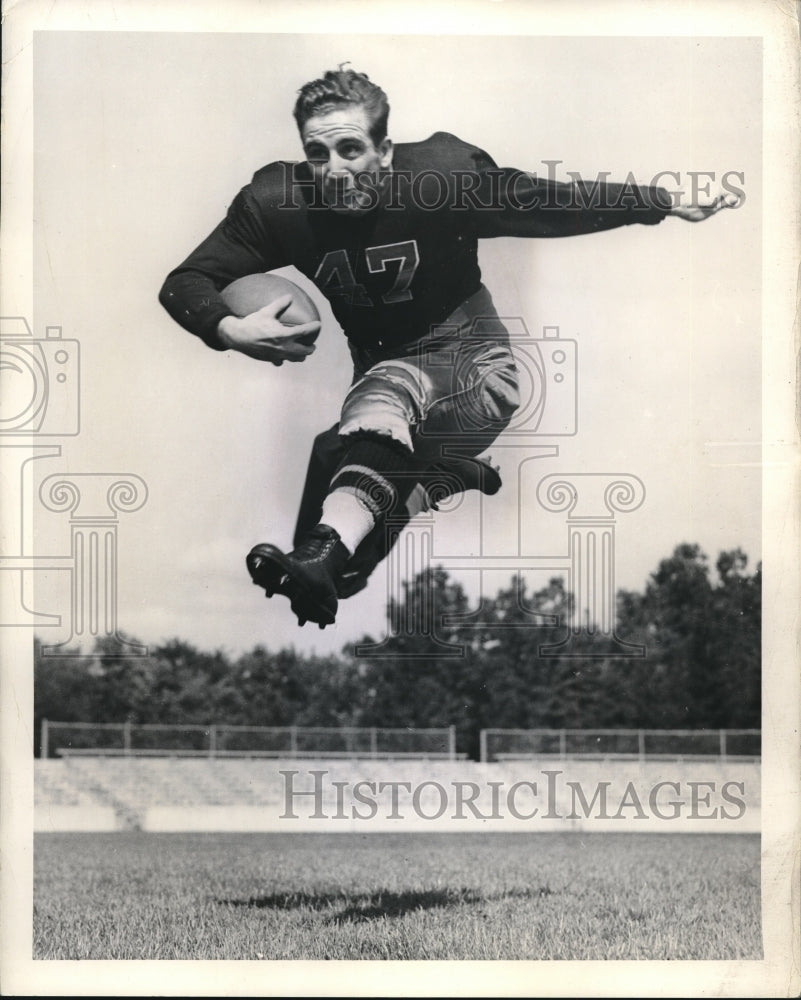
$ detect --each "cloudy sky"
[29,29,762,658]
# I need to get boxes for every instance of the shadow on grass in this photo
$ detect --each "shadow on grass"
[218,885,553,923]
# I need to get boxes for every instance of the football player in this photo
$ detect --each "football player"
[160,67,736,628]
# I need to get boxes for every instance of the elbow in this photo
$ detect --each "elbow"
[158,276,173,312]
[159,274,185,319]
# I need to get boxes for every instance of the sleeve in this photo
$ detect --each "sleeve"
[159,183,287,350]
[472,168,673,240]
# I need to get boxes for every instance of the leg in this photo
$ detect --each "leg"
[338,454,503,598]
[289,420,429,599]
[289,419,498,601]
[247,365,429,625]
[334,338,518,596]
[293,424,346,546]
[248,289,520,624]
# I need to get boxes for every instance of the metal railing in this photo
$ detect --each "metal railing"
[479,728,761,762]
[39,721,761,763]
[40,720,459,760]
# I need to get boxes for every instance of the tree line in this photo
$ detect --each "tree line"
[34,543,760,758]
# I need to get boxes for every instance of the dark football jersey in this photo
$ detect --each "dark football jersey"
[160,132,670,350]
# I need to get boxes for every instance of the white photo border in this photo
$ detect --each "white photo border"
[1,0,798,996]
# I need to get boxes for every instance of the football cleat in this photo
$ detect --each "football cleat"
[419,454,502,509]
[247,525,350,627]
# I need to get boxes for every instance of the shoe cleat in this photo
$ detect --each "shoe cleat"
[247,525,348,627]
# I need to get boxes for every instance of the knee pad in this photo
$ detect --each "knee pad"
[339,362,432,454]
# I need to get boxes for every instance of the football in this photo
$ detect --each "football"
[220,273,321,334]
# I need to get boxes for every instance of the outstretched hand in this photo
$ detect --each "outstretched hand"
[217,295,321,366]
[670,192,741,223]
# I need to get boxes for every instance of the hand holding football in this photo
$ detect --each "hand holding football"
[217,273,322,365]
[221,273,321,330]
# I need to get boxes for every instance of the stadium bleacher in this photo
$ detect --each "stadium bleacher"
[34,754,760,834]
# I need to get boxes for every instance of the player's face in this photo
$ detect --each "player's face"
[301,107,393,213]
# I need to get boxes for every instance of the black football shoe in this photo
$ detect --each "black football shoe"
[420,453,502,508]
[337,454,502,600]
[246,524,350,628]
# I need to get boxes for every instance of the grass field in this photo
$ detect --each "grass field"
[34,832,761,961]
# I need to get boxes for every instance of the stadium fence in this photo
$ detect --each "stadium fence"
[479,728,760,762]
[40,720,460,760]
[39,720,759,763]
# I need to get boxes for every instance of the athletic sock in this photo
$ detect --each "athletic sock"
[319,491,375,556]
[321,437,423,553]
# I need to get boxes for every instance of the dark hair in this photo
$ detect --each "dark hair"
[293,67,390,145]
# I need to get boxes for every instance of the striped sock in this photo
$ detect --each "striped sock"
[321,438,422,551]
[319,491,376,556]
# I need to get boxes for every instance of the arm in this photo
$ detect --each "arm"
[159,183,319,362]
[473,167,738,238]
[473,169,674,239]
